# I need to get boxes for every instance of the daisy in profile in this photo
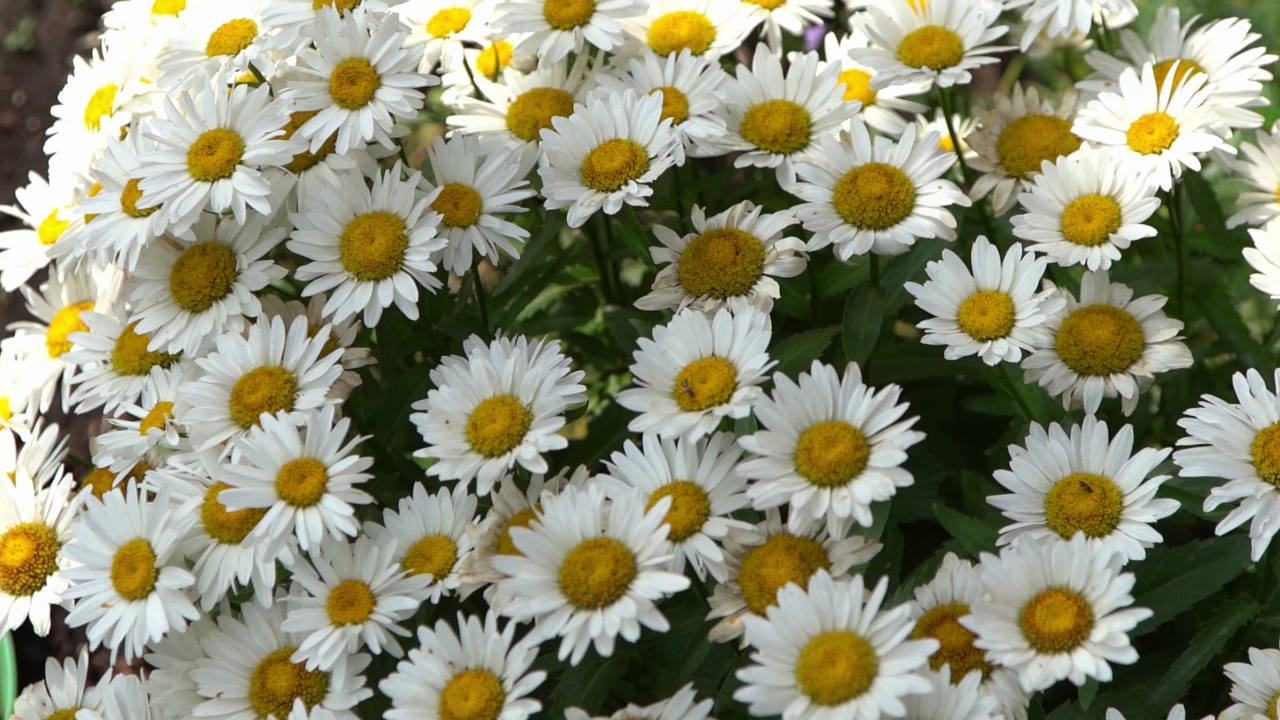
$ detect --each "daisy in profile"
[1245,220,1280,305]
[565,683,714,720]
[989,417,1179,561]
[93,366,190,475]
[964,533,1151,692]
[903,666,1001,720]
[852,0,1011,91]
[70,122,169,271]
[597,431,752,581]
[381,611,546,720]
[0,172,80,291]
[396,0,494,73]
[61,485,199,662]
[438,34,535,105]
[739,360,924,537]
[966,84,1081,215]
[539,89,678,228]
[816,29,929,138]
[1227,123,1280,229]
[635,201,806,315]
[64,306,185,414]
[1222,643,1280,720]
[494,0,645,64]
[0,469,77,637]
[717,50,855,186]
[905,236,1062,366]
[914,108,980,165]
[735,570,937,720]
[366,482,480,603]
[494,483,691,665]
[624,0,757,60]
[1003,0,1104,51]
[741,0,833,52]
[1010,147,1161,271]
[447,54,592,154]
[12,649,102,720]
[790,118,969,260]
[618,305,773,441]
[412,334,586,496]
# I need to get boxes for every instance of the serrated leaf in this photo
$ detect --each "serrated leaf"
[932,504,997,557]
[1131,534,1252,635]
[843,285,885,365]
[772,326,840,377]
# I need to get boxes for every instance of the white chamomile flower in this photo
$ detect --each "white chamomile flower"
[0,366,40,440]
[565,682,714,720]
[260,0,397,55]
[438,34,535,106]
[2,423,69,490]
[734,570,937,720]
[495,0,646,65]
[61,485,199,662]
[791,117,969,260]
[964,533,1151,692]
[1021,270,1192,416]
[718,50,856,187]
[395,0,493,73]
[903,666,1001,720]
[913,109,979,164]
[852,0,1011,91]
[598,431,752,581]
[1228,123,1280,229]
[411,334,586,496]
[44,47,146,181]
[816,29,929,138]
[257,292,375,402]
[636,201,806,314]
[381,611,546,720]
[1222,643,1280,720]
[367,482,480,603]
[989,416,1179,561]
[73,123,167,270]
[742,0,833,52]
[289,163,445,326]
[13,649,102,720]
[446,54,593,154]
[739,360,924,538]
[93,368,190,475]
[1245,220,1280,306]
[284,6,433,155]
[0,469,77,637]
[1003,0,1101,51]
[618,305,773,440]
[624,0,757,61]
[64,306,186,415]
[1010,147,1161,270]
[156,0,271,87]
[905,235,1063,365]
[494,483,691,665]
[140,612,209,720]
[0,172,80,291]
[218,404,374,552]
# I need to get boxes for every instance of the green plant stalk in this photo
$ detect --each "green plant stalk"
[471,264,490,332]
[999,361,1039,424]
[1169,181,1188,321]
[936,88,996,247]
[590,217,618,305]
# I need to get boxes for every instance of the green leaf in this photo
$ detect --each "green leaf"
[1197,293,1275,374]
[1078,678,1099,711]
[843,285,885,366]
[932,504,997,558]
[544,649,633,715]
[772,326,840,377]
[1131,534,1252,635]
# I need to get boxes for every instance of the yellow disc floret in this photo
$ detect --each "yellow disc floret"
[187,128,245,182]
[837,69,877,106]
[112,322,180,377]
[677,227,765,299]
[673,356,738,412]
[497,507,539,556]
[275,458,329,508]
[466,394,533,458]
[202,481,268,545]
[81,467,119,499]
[1060,194,1122,247]
[646,481,711,542]
[0,522,60,597]
[329,58,381,110]
[476,41,514,79]
[1126,112,1178,156]
[170,241,239,313]
[832,162,916,230]
[795,630,879,707]
[139,401,175,435]
[403,534,457,579]
[738,533,830,615]
[281,110,337,174]
[1044,472,1124,539]
[580,139,651,192]
[897,25,965,70]
[911,602,992,678]
[1054,304,1145,377]
[739,99,811,156]
[151,0,185,15]
[433,183,484,228]
[794,420,870,488]
[312,0,362,12]
[1250,423,1280,488]
[956,289,1016,341]
[110,538,158,601]
[651,85,690,125]
[45,300,94,358]
[439,668,506,720]
[647,11,716,56]
[249,647,330,720]
[83,84,118,131]
[544,0,595,30]
[205,18,257,56]
[428,7,471,37]
[339,211,409,282]
[506,88,576,143]
[1152,58,1206,91]
[120,178,158,218]
[326,579,376,625]
[995,114,1080,179]
[37,209,69,246]
[1018,587,1094,653]
[228,365,299,429]
[558,537,637,609]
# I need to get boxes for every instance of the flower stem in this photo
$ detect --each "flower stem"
[591,216,618,305]
[1168,181,1187,320]
[999,362,1040,425]
[471,264,490,332]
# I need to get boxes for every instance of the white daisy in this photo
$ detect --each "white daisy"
[902,666,1001,720]
[741,0,833,52]
[63,305,186,414]
[13,649,102,720]
[410,334,586,496]
[623,0,758,61]
[913,108,980,165]
[1245,220,1280,307]
[437,34,536,106]
[852,0,1011,91]
[260,0,398,56]
[1003,0,1100,51]
[1222,643,1280,720]
[494,0,646,65]
[93,367,191,475]
[493,483,691,665]
[155,0,271,87]
[790,117,969,260]
[43,47,147,183]
[4,422,68,491]
[1021,270,1193,416]
[1228,122,1280,229]
[989,417,1179,561]
[366,481,480,603]
[80,672,159,720]
[395,0,494,73]
[815,29,929,138]
[0,172,81,291]
[257,292,375,402]
[71,122,168,270]
[565,683,714,720]
[905,235,1063,365]
[446,54,593,154]
[0,468,77,637]
[734,570,937,720]
[618,305,773,441]
[964,533,1151,692]
[141,612,210,720]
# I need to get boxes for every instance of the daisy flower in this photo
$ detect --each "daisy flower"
[144,612,215,720]
[494,483,691,665]
[4,423,68,491]
[964,533,1151,692]
[446,54,593,154]
[93,365,191,475]
[914,108,980,164]
[790,117,969,260]
[395,0,494,73]
[989,417,1179,561]
[64,306,186,415]
[0,172,80,291]
[816,29,929,138]
[623,0,757,61]
[1228,122,1280,229]
[852,0,1011,91]
[539,89,678,228]
[742,0,833,52]
[72,123,168,270]
[635,201,806,314]
[283,6,434,155]
[902,666,1001,720]
[0,362,40,440]
[155,0,271,87]
[437,34,536,106]
[966,84,1081,216]
[0,468,78,637]
[716,50,856,187]
[1222,643,1280,720]
[382,611,546,720]
[410,334,587,496]
[1003,0,1101,51]
[43,47,146,182]
[366,482,480,603]
[734,570,937,720]
[288,163,445,326]
[905,236,1063,365]
[618,305,773,441]
[218,404,374,552]
[494,0,646,65]
[597,431,753,581]
[258,292,375,402]
[565,683,713,720]
[12,649,102,720]
[1245,220,1280,306]
[1010,147,1161,271]
[259,0,397,55]
[61,484,199,662]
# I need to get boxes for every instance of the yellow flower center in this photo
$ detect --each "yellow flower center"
[996,114,1081,179]
[911,602,992,678]
[326,579,376,625]
[739,99,811,156]
[110,538,158,601]
[282,110,337,174]
[229,365,299,430]
[46,709,82,720]
[744,0,787,8]
[205,18,257,56]
[339,211,408,282]
[1250,424,1280,488]
[112,321,180,376]
[403,534,457,580]
[151,0,186,15]
[672,356,738,412]
[329,58,381,110]
[795,630,879,707]
[1126,112,1178,155]
[475,41,514,79]
[838,68,877,106]
[832,162,916,230]
[957,289,1016,341]
[37,209,69,246]
[646,480,711,542]
[275,457,329,508]
[187,128,245,182]
[1044,472,1124,539]
[497,506,539,556]
[202,481,268,544]
[558,536,637,609]
[650,85,690,125]
[544,0,595,30]
[45,300,94,358]
[465,394,533,458]
[119,178,157,218]
[139,401,175,435]
[738,533,830,615]
[580,139,651,192]
[433,183,483,228]
[1152,57,1206,91]
[312,0,362,12]
[1060,193,1122,247]
[81,467,119,499]
[0,397,10,425]
[169,241,239,313]
[428,7,471,37]
[1018,587,1094,653]
[0,522,60,597]
[794,420,870,488]
[648,10,716,56]
[83,84,118,131]
[505,87,576,143]
[249,647,330,720]
[439,668,506,720]
[1054,304,1145,377]
[677,227,765,299]
[897,25,965,70]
